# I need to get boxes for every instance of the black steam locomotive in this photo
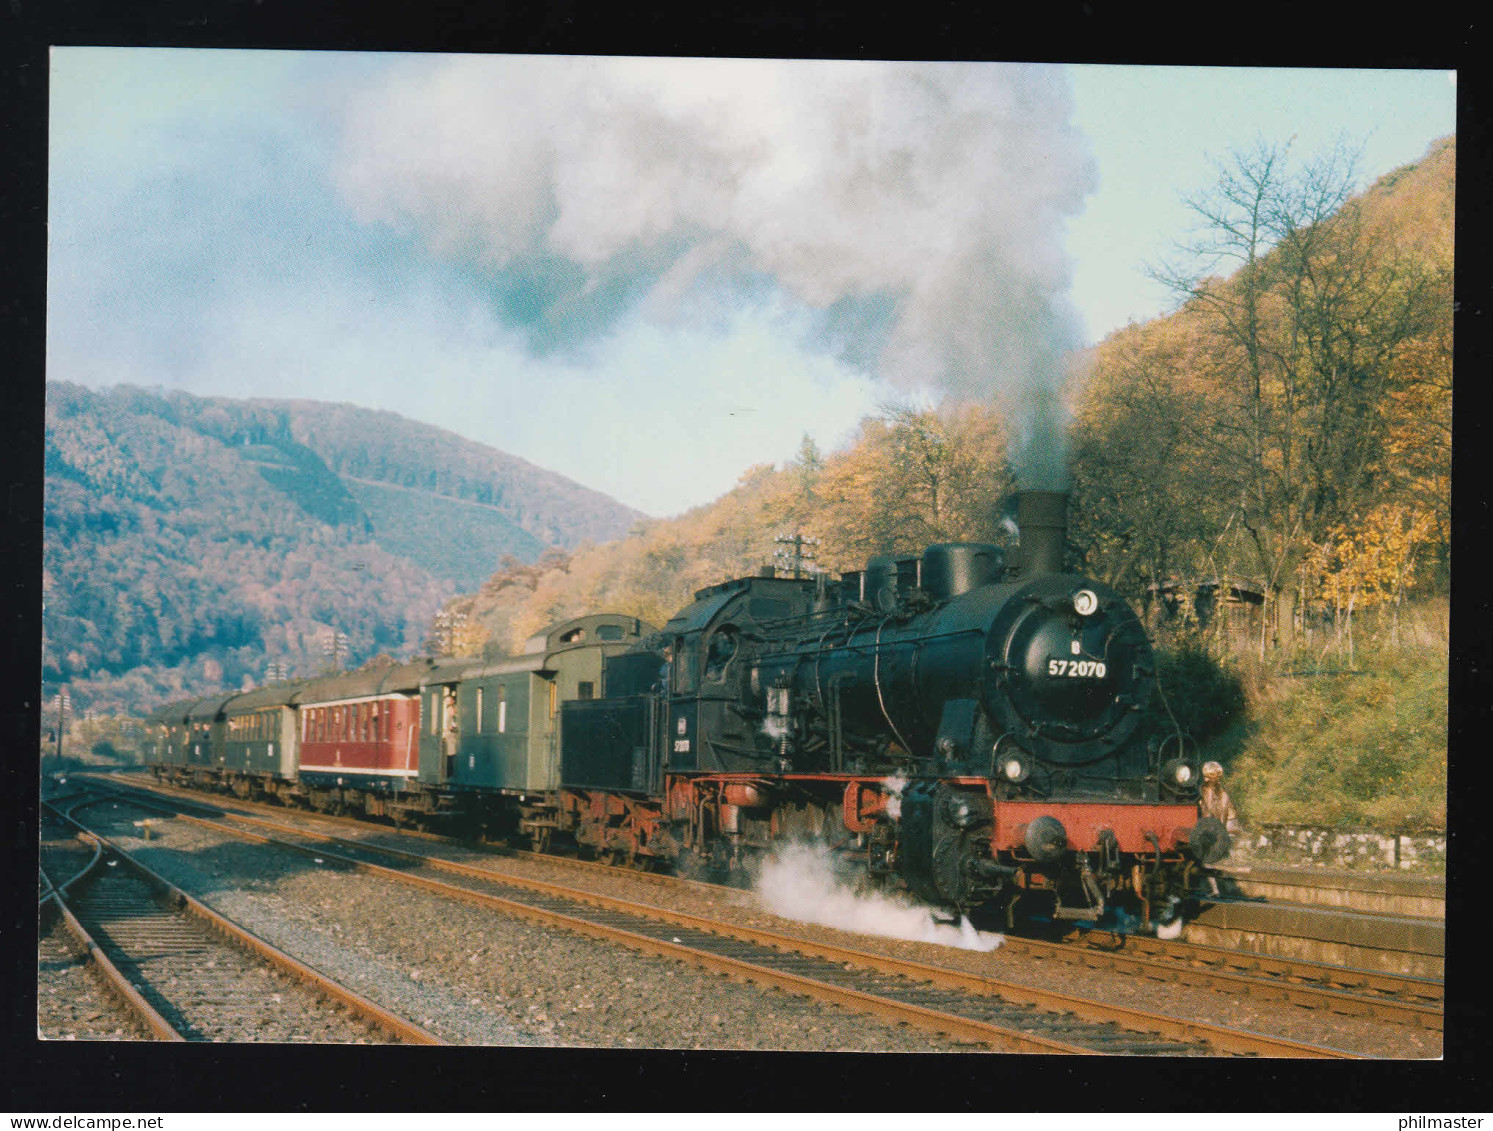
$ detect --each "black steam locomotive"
[558,491,1227,928]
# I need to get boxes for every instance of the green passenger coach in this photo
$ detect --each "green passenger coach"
[414,613,652,844]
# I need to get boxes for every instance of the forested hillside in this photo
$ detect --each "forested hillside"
[278,400,643,580]
[1069,135,1453,648]
[41,384,640,714]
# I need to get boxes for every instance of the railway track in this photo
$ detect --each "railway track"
[40,798,446,1045]
[76,780,1360,1057]
[1019,927,1442,1030]
[96,772,1444,1033]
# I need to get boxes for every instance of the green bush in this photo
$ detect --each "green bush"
[1149,636,1247,747]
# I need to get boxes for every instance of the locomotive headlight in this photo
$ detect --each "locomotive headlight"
[1073,589,1099,616]
[1162,757,1197,788]
[1001,755,1029,783]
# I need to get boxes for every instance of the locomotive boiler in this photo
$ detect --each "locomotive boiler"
[559,491,1228,928]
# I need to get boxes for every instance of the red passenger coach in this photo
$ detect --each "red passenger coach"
[294,666,424,794]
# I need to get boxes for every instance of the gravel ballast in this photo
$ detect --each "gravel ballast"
[60,795,1440,1055]
[89,806,975,1051]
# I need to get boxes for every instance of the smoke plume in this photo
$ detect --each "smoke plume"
[334,57,1095,487]
[755,842,1002,952]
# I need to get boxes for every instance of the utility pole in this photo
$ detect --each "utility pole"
[322,630,349,672]
[773,532,821,579]
[54,689,69,761]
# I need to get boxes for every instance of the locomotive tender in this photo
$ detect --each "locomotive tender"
[142,490,1227,929]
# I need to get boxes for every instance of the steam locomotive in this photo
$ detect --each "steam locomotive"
[142,490,1228,930]
[559,490,1227,928]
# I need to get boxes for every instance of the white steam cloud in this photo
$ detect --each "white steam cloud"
[755,842,1002,952]
[334,57,1095,486]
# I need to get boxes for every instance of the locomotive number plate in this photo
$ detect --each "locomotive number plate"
[1047,659,1108,678]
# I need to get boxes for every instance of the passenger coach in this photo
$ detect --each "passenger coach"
[141,614,653,838]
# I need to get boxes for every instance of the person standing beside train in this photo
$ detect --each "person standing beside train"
[442,687,460,779]
[1199,761,1240,833]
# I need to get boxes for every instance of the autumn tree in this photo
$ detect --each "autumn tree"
[1069,318,1231,596]
[815,404,1012,568]
[1303,503,1439,661]
[1144,138,1445,654]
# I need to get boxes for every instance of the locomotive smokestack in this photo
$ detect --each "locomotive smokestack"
[1016,490,1067,577]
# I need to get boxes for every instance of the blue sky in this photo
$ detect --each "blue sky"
[48,51,1456,517]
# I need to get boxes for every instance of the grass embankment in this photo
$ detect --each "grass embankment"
[1181,644,1448,832]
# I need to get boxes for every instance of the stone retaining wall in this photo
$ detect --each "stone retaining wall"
[1229,824,1446,872]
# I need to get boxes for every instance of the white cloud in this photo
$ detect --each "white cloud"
[332,57,1096,485]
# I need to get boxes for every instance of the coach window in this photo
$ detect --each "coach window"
[475,687,485,734]
[497,686,507,733]
[548,682,557,719]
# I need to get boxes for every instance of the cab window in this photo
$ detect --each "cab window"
[673,636,699,693]
[704,627,737,682]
